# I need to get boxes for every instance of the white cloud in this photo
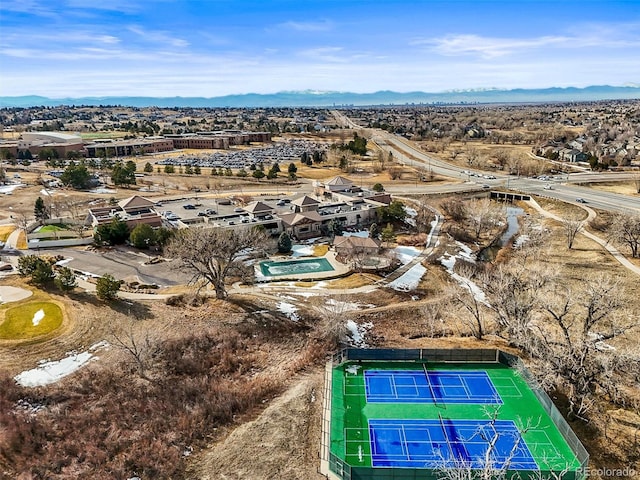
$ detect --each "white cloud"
[421,34,569,58]
[297,46,347,63]
[127,25,190,48]
[278,20,334,32]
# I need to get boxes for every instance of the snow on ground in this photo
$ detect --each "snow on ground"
[291,244,314,257]
[346,320,373,347]
[439,252,489,306]
[388,263,427,292]
[394,246,421,265]
[0,184,24,194]
[426,215,440,247]
[345,364,361,375]
[14,341,109,387]
[455,241,476,263]
[31,309,45,326]
[89,188,117,194]
[40,189,53,196]
[404,206,417,227]
[277,301,299,322]
[54,257,73,267]
[342,230,369,238]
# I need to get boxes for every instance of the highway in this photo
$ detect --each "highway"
[332,110,640,214]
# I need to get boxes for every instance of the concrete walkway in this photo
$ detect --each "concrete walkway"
[527,198,640,276]
[2,227,22,250]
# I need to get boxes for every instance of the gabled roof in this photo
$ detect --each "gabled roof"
[118,195,156,210]
[244,201,273,214]
[333,235,380,249]
[292,195,321,207]
[280,211,323,227]
[326,176,353,186]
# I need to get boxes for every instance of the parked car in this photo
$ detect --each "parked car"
[183,204,196,210]
[481,184,491,189]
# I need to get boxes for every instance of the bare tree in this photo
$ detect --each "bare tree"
[608,212,640,258]
[165,226,268,299]
[447,263,489,340]
[414,201,436,234]
[467,198,501,240]
[562,214,584,249]
[110,322,159,382]
[311,294,353,347]
[536,274,637,418]
[482,261,552,350]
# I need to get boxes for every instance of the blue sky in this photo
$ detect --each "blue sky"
[1,0,639,97]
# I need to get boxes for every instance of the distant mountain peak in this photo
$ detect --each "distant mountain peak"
[1,85,639,108]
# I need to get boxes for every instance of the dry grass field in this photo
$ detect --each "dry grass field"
[1,133,639,477]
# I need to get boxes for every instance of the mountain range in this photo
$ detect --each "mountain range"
[1,85,639,108]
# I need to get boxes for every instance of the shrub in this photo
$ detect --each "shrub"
[96,274,121,301]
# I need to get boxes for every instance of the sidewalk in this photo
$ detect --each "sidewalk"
[527,198,640,276]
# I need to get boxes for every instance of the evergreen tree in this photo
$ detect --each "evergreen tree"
[34,197,49,222]
[55,267,77,292]
[143,162,153,173]
[129,223,156,249]
[277,231,292,253]
[96,274,121,301]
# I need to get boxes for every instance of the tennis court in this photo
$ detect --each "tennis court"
[364,369,502,404]
[368,418,538,470]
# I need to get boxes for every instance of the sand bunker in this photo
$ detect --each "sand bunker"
[0,286,33,304]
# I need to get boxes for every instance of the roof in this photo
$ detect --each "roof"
[118,195,156,210]
[292,195,321,207]
[326,176,353,186]
[333,235,380,249]
[244,201,273,214]
[280,211,323,227]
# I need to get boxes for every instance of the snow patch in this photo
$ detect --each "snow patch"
[89,188,117,194]
[277,301,299,322]
[388,263,427,291]
[394,246,421,265]
[14,341,109,387]
[0,184,24,195]
[31,309,45,326]
[346,320,372,347]
[345,364,361,375]
[291,244,314,257]
[342,230,369,238]
[439,253,489,306]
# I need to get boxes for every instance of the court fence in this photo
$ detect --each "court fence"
[321,348,589,480]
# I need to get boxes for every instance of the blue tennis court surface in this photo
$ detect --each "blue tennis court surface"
[369,419,538,470]
[365,370,502,404]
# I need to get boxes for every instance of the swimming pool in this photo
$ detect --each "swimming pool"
[259,257,335,277]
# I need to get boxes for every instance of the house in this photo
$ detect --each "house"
[333,235,380,257]
[559,148,588,163]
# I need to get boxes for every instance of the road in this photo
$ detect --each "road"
[332,110,640,214]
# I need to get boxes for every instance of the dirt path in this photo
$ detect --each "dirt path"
[190,370,326,480]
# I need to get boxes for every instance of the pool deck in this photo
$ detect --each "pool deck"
[255,251,351,282]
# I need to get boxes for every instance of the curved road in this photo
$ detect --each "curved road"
[332,110,640,214]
